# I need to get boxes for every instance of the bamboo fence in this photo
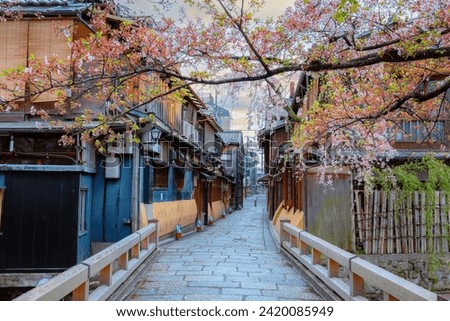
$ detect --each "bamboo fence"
[353,190,450,254]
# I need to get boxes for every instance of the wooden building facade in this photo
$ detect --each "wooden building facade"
[259,71,450,253]
[0,1,243,275]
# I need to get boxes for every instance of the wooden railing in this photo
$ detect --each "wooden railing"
[280,219,438,301]
[14,222,158,301]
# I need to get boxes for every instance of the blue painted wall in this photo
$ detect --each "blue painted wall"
[77,173,93,262]
[168,166,177,201]
[91,156,133,243]
[152,167,194,203]
[153,189,170,202]
[0,172,5,188]
[181,169,193,200]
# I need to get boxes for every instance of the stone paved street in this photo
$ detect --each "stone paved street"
[127,194,323,301]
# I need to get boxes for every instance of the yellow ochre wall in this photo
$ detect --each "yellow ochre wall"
[140,200,198,236]
[272,202,305,236]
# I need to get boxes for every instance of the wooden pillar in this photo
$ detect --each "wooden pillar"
[312,248,321,265]
[118,252,129,270]
[350,273,364,297]
[72,281,89,301]
[141,236,149,250]
[328,258,339,278]
[299,240,309,255]
[131,243,140,259]
[99,264,112,286]
[383,292,399,301]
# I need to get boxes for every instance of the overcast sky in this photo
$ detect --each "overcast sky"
[116,0,295,20]
[114,0,296,134]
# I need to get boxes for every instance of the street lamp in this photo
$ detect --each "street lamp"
[150,128,162,143]
[142,127,162,154]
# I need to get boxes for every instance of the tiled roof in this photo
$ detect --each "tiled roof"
[0,0,70,5]
[218,130,243,146]
[0,0,90,14]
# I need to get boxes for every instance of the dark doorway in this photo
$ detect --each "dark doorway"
[0,171,79,272]
[203,180,209,225]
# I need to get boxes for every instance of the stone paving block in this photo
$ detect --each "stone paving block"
[142,275,186,282]
[278,293,323,301]
[156,256,186,262]
[221,288,262,296]
[147,263,170,271]
[184,275,225,282]
[225,276,260,283]
[183,294,244,301]
[262,287,322,300]
[184,261,219,267]
[175,270,213,276]
[240,282,278,290]
[145,270,178,276]
[212,271,248,277]
[203,266,237,273]
[167,265,204,271]
[245,296,280,301]
[125,195,323,301]
[187,281,240,288]
[157,286,220,295]
[137,281,188,289]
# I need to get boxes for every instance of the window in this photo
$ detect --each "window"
[154,167,169,188]
[0,20,73,103]
[395,120,445,143]
[78,189,87,234]
[0,21,27,100]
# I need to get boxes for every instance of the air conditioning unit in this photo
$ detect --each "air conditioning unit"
[190,129,199,144]
[105,156,121,179]
[182,121,193,138]
[81,140,96,169]
[107,133,134,155]
[159,141,169,163]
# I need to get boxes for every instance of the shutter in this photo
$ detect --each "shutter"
[0,21,28,101]
[28,20,73,102]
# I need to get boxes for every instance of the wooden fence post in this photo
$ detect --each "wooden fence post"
[280,219,291,247]
[328,258,339,278]
[72,281,89,301]
[350,272,364,297]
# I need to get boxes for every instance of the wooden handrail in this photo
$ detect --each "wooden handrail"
[280,220,438,301]
[14,222,159,301]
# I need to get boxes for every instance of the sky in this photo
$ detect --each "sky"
[114,0,296,136]
[116,0,295,20]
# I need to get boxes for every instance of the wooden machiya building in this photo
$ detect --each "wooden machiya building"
[258,74,353,250]
[0,0,238,277]
[139,85,234,238]
[218,131,245,211]
[0,0,105,273]
[259,71,450,253]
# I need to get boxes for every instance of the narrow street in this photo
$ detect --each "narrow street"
[127,194,322,301]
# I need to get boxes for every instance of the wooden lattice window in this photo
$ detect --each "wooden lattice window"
[0,21,28,101]
[154,167,168,188]
[0,20,73,104]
